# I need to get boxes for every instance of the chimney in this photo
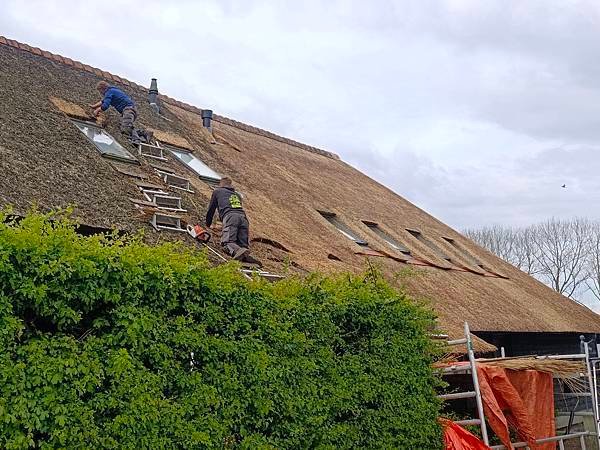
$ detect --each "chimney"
[201,109,213,129]
[148,78,160,113]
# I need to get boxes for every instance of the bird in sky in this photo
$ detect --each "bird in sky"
[561,184,566,188]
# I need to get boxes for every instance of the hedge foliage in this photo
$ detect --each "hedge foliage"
[0,211,443,449]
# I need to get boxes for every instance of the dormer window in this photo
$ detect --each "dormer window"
[72,120,137,163]
[363,221,411,256]
[407,229,452,261]
[319,211,369,247]
[443,237,487,269]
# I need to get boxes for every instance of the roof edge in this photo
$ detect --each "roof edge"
[0,35,339,160]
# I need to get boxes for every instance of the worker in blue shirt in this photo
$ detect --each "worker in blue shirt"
[90,81,141,143]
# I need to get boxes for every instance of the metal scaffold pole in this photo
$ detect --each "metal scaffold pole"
[465,321,489,446]
[438,322,489,445]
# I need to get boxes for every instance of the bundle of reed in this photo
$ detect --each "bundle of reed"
[479,357,590,392]
[479,357,585,378]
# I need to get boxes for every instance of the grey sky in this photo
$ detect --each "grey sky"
[3,0,600,230]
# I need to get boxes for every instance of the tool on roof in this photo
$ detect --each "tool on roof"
[186,226,226,262]
[187,224,211,243]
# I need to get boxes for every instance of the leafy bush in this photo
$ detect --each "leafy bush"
[0,211,442,449]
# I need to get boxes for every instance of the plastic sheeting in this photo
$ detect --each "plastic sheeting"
[441,418,491,450]
[477,364,555,450]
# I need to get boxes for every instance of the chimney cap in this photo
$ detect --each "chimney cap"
[201,109,213,119]
[149,78,158,93]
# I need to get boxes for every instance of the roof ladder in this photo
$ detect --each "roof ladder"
[240,268,285,282]
[151,193,185,212]
[140,188,186,212]
[197,242,283,282]
[155,169,194,193]
[138,143,168,161]
[150,212,186,232]
[438,322,490,446]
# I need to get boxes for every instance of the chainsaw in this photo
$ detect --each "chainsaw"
[186,224,211,243]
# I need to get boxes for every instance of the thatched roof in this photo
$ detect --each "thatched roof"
[1,36,599,351]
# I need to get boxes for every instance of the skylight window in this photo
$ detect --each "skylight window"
[72,120,137,163]
[407,229,452,261]
[164,144,221,184]
[363,221,411,255]
[319,212,369,246]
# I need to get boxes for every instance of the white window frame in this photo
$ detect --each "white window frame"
[162,143,221,184]
[72,119,138,164]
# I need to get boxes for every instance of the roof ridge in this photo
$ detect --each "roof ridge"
[0,35,339,160]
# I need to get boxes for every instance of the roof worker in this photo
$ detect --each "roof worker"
[206,177,251,261]
[90,81,143,144]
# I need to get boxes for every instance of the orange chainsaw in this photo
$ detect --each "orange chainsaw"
[186,224,211,243]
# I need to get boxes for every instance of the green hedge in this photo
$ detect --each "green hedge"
[0,211,442,449]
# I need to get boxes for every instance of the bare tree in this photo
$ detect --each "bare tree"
[532,218,592,299]
[465,218,594,301]
[513,227,540,275]
[586,222,600,302]
[463,225,539,275]
[463,225,515,264]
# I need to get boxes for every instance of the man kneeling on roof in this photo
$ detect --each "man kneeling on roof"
[90,81,149,145]
[206,177,252,261]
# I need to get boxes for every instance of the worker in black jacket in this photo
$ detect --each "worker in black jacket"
[205,177,250,260]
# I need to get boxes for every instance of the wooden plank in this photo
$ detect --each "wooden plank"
[112,165,148,179]
[135,180,164,190]
[129,198,156,208]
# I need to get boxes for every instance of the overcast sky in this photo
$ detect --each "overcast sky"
[3,0,600,230]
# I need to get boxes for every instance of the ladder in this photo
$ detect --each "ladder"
[150,212,186,232]
[438,322,490,445]
[155,169,194,192]
[138,142,168,161]
[198,239,284,282]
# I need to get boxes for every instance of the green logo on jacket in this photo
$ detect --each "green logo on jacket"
[229,194,242,209]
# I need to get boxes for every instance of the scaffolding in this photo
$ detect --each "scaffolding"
[439,322,489,444]
[438,322,600,450]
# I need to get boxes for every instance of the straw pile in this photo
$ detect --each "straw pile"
[479,357,586,379]
[436,356,588,391]
[49,96,91,121]
[147,127,193,150]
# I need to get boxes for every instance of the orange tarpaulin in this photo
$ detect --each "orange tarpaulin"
[441,418,491,450]
[477,364,555,450]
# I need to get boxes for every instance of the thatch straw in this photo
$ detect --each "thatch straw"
[436,357,588,391]
[479,357,587,391]
[146,127,193,150]
[3,40,600,354]
[478,357,586,379]
[49,96,91,121]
